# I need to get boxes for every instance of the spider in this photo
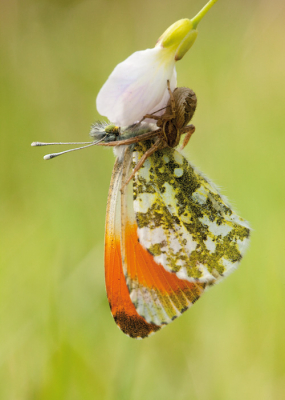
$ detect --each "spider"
[98,80,197,186]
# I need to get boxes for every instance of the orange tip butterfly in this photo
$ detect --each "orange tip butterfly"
[32,85,250,339]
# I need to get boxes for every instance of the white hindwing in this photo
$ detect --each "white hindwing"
[132,143,250,283]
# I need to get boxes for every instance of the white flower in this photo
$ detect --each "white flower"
[96,47,177,127]
[96,0,219,126]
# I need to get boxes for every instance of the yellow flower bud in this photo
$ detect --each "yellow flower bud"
[175,29,198,61]
[97,0,219,125]
[157,19,193,50]
[156,0,219,61]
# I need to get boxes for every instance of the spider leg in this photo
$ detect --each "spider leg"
[137,114,161,123]
[180,125,195,150]
[131,113,161,131]
[166,79,176,119]
[133,80,176,129]
[121,138,166,190]
[158,80,178,141]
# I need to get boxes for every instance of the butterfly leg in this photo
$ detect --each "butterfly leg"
[121,138,166,190]
[180,124,195,150]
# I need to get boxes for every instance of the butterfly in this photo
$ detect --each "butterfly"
[32,82,251,339]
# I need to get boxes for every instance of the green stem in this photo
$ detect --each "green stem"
[191,0,219,29]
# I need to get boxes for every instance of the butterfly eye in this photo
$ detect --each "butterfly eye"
[104,125,120,135]
[104,125,121,142]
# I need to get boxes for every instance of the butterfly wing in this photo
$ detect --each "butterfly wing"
[132,142,251,284]
[105,147,161,338]
[105,142,250,337]
[105,146,206,337]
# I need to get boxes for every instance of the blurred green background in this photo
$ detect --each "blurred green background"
[1,0,285,398]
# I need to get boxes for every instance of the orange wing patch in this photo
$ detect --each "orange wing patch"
[104,150,160,338]
[123,222,206,326]
[105,231,160,338]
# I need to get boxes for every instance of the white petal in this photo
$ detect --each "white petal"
[96,47,176,126]
[147,68,177,117]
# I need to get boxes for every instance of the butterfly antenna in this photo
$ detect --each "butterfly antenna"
[32,137,107,160]
[31,141,95,146]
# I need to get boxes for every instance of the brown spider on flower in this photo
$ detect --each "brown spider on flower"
[98,80,197,186]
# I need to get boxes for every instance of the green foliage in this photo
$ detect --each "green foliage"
[1,0,285,399]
